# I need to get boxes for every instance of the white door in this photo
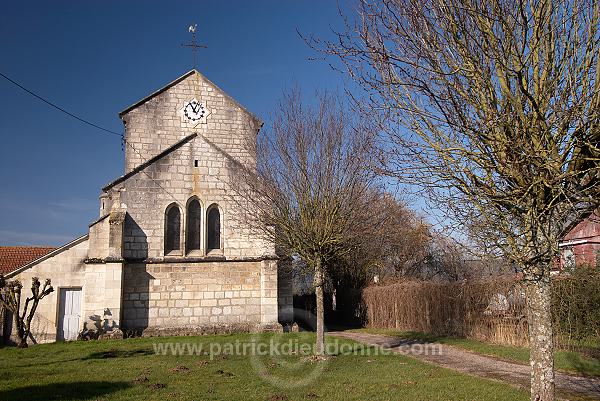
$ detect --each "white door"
[58,288,81,341]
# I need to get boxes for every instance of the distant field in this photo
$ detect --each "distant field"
[0,332,529,401]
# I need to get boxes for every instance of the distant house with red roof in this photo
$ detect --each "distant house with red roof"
[559,210,600,269]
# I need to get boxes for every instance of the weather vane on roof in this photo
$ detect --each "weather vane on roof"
[181,24,207,70]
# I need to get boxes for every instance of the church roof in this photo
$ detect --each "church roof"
[102,133,198,191]
[118,69,262,125]
[0,246,57,275]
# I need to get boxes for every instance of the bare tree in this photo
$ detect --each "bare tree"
[233,90,381,355]
[314,0,600,399]
[422,234,472,281]
[0,275,53,348]
[354,194,431,281]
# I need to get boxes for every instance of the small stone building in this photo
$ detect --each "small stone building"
[2,70,293,343]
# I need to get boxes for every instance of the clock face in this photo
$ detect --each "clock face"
[179,98,210,126]
[183,100,206,121]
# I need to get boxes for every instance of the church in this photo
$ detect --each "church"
[1,70,293,343]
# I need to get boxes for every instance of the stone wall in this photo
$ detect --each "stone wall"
[121,259,282,335]
[82,262,124,338]
[5,238,88,344]
[88,216,109,260]
[121,71,260,173]
[106,71,272,262]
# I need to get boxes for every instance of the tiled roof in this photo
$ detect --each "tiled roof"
[0,246,57,275]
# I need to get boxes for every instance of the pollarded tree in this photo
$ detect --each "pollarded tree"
[0,275,53,348]
[314,0,600,399]
[233,90,382,355]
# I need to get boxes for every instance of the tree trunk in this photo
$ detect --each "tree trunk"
[525,273,555,401]
[15,315,27,348]
[314,261,325,356]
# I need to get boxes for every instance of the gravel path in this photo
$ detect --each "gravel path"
[328,331,600,400]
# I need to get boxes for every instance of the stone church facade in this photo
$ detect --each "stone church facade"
[3,70,293,343]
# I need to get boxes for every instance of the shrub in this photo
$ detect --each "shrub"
[552,267,600,346]
[363,271,600,349]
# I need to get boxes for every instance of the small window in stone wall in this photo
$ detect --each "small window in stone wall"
[186,199,202,252]
[165,204,181,254]
[207,206,221,251]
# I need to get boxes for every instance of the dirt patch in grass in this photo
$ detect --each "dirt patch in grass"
[301,355,331,363]
[215,369,234,378]
[169,365,190,374]
[132,375,149,384]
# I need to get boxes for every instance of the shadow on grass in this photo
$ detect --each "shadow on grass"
[4,347,154,369]
[391,331,444,343]
[0,381,131,401]
[344,329,445,344]
[83,348,154,360]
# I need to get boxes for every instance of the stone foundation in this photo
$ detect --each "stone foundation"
[130,322,282,338]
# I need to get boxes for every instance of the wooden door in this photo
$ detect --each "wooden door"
[58,288,81,341]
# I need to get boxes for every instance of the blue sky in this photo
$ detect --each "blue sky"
[0,1,356,246]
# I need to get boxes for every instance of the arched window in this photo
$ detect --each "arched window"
[164,204,181,254]
[207,205,221,251]
[186,199,202,252]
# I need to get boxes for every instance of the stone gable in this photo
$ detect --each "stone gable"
[120,70,261,173]
[100,70,273,261]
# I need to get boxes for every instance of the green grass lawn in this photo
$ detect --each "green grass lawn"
[0,332,529,401]
[352,328,600,377]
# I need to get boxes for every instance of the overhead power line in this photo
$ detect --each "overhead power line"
[0,71,122,137]
[0,70,183,204]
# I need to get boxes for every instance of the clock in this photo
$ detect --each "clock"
[179,98,211,127]
[183,99,206,121]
